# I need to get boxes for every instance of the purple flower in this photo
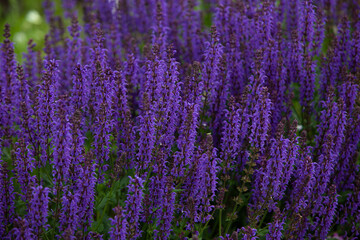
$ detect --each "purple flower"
[202,27,224,123]
[158,179,176,239]
[151,1,169,56]
[59,190,80,238]
[23,40,38,89]
[91,44,115,181]
[37,60,59,166]
[181,136,220,226]
[65,15,83,88]
[11,218,34,240]
[14,138,36,200]
[124,175,145,239]
[220,101,242,172]
[350,29,360,73]
[249,85,272,153]
[136,92,156,171]
[299,53,315,111]
[339,80,358,114]
[173,62,203,177]
[0,24,19,144]
[75,153,96,230]
[0,154,15,237]
[209,54,229,144]
[51,96,72,190]
[148,160,176,239]
[333,110,360,189]
[340,178,360,237]
[266,208,285,240]
[252,136,289,210]
[241,226,258,240]
[291,152,315,214]
[299,1,316,52]
[179,0,202,61]
[312,185,338,239]
[315,93,347,159]
[28,185,50,237]
[109,206,127,240]
[16,65,36,142]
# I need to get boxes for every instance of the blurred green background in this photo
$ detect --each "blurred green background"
[0,0,63,60]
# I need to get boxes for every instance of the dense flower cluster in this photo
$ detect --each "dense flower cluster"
[0,0,360,239]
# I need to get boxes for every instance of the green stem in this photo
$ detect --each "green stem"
[94,202,109,231]
[200,208,217,237]
[219,209,222,237]
[258,211,268,228]
[95,183,115,231]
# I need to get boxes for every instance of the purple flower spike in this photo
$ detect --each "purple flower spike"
[14,138,36,200]
[249,86,272,153]
[109,206,127,240]
[124,175,145,239]
[28,185,50,237]
[0,154,15,238]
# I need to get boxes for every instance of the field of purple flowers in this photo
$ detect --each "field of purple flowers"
[0,0,359,239]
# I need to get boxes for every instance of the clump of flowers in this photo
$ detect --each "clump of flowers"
[0,0,359,239]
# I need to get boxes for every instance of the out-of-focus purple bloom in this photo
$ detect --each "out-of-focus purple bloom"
[23,40,38,89]
[151,1,169,56]
[179,0,202,62]
[64,15,82,88]
[336,17,351,73]
[241,226,258,240]
[299,1,316,52]
[61,0,77,18]
[214,0,232,47]
[314,7,326,56]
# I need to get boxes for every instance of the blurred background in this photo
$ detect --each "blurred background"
[0,0,61,59]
